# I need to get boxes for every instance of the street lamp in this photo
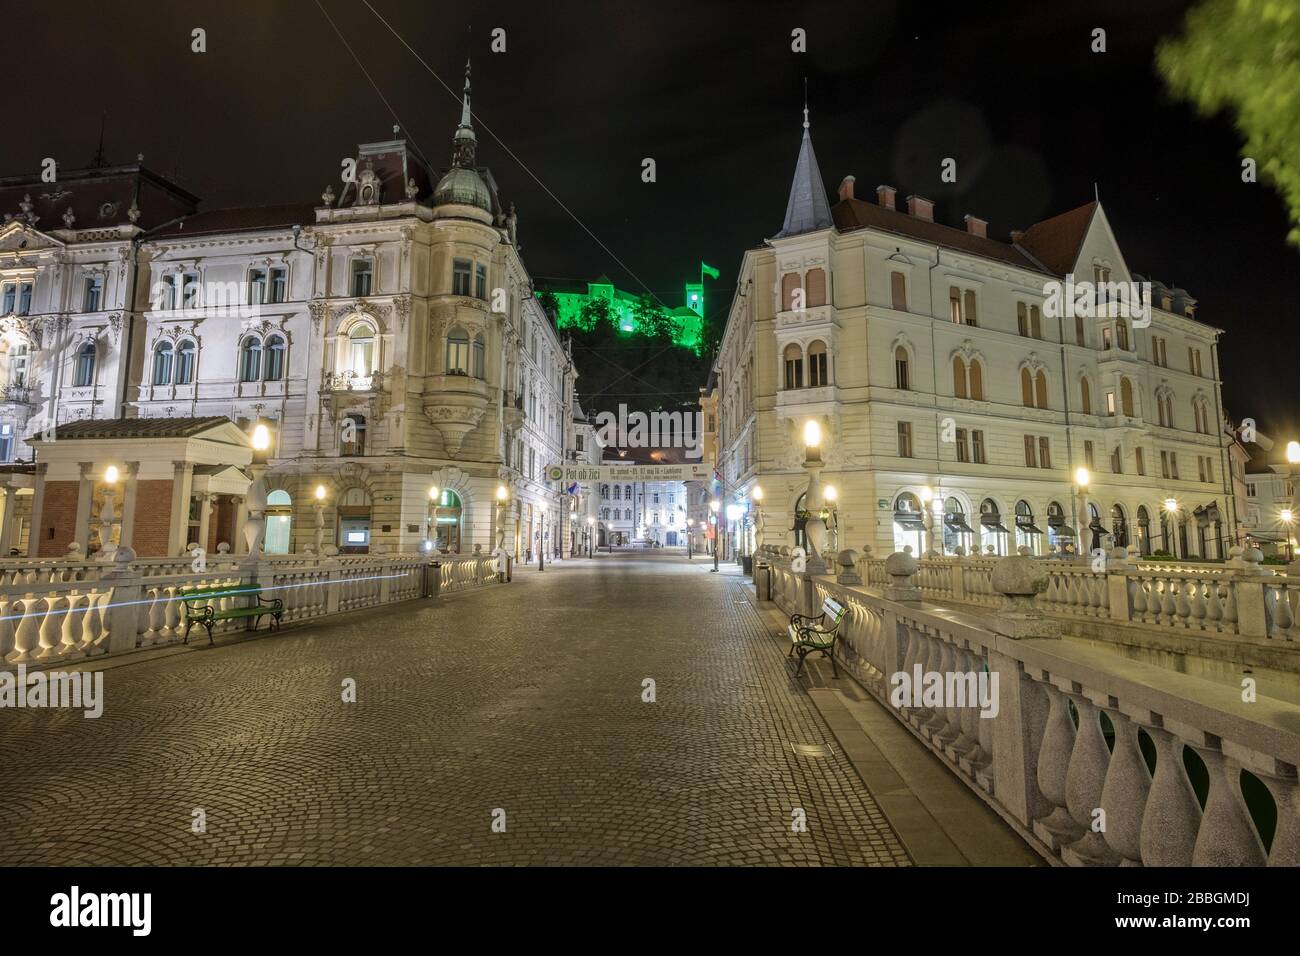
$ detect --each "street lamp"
[751,485,764,554]
[586,515,595,557]
[1282,508,1295,562]
[538,507,546,572]
[824,484,839,554]
[1164,496,1179,557]
[1074,466,1091,560]
[919,486,936,556]
[709,498,720,573]
[686,517,694,559]
[801,419,828,572]
[426,485,440,551]
[313,483,327,554]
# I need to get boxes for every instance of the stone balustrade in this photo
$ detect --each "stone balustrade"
[755,543,1300,866]
[1,552,496,666]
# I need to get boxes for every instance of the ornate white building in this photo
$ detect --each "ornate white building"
[713,109,1238,562]
[0,65,573,559]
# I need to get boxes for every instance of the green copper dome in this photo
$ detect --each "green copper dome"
[433,166,491,211]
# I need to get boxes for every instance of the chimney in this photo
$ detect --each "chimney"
[876,185,896,210]
[1009,229,1025,244]
[837,175,856,201]
[963,214,987,238]
[905,195,934,222]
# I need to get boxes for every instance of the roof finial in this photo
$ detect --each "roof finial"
[460,57,473,129]
[1094,181,1100,202]
[802,77,809,130]
[91,112,108,168]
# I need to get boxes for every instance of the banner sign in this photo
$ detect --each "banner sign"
[546,463,712,483]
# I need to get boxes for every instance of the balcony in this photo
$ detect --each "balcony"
[323,370,383,393]
[1,382,34,405]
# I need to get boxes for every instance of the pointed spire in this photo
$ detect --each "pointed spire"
[460,58,473,129]
[774,92,832,239]
[451,57,478,169]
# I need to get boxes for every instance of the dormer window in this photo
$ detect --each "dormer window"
[351,258,374,297]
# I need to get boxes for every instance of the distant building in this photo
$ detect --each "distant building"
[597,446,687,547]
[535,273,707,352]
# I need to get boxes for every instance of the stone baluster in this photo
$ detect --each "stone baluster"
[1159,577,1178,625]
[160,586,179,642]
[1098,706,1153,866]
[897,625,925,719]
[1034,681,1085,851]
[59,593,87,657]
[36,596,65,659]
[1189,742,1267,866]
[1189,577,1208,626]
[1247,759,1300,866]
[80,591,106,652]
[1138,725,1202,866]
[1206,581,1224,630]
[1062,692,1122,865]
[10,598,41,663]
[140,587,162,646]
[935,639,963,748]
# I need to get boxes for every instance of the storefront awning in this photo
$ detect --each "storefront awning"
[893,511,926,530]
[980,515,1009,532]
[1053,525,1077,538]
[1016,521,1043,534]
[945,516,976,533]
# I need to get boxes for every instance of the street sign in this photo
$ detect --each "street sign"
[545,463,712,483]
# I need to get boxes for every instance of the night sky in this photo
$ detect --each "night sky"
[14,0,1298,436]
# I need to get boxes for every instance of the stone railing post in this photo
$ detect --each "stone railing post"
[836,549,861,585]
[99,547,143,655]
[951,546,967,601]
[378,558,393,604]
[1229,545,1270,638]
[883,547,921,603]
[1107,545,1139,622]
[986,547,1059,828]
[324,557,343,615]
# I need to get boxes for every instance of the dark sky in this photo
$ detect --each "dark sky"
[15,0,1298,435]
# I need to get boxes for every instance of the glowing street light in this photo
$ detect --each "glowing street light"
[824,484,838,503]
[315,484,326,501]
[1164,497,1178,513]
[251,422,271,452]
[103,465,119,484]
[1074,467,1090,488]
[429,485,440,502]
[1287,441,1300,465]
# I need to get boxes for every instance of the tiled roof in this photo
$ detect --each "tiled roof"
[29,416,237,442]
[0,165,199,233]
[1015,201,1098,276]
[831,198,1050,273]
[145,203,318,239]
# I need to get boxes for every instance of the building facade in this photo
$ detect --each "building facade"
[713,110,1238,562]
[0,66,575,559]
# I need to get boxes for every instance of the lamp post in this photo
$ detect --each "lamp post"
[824,483,838,555]
[495,484,509,550]
[586,515,595,557]
[1074,467,1091,562]
[1282,508,1295,562]
[686,518,694,559]
[1164,497,1179,557]
[313,483,327,555]
[919,486,935,556]
[538,507,546,572]
[709,499,720,573]
[96,464,120,561]
[425,484,440,553]
[1286,441,1300,570]
[752,485,764,553]
[801,420,828,573]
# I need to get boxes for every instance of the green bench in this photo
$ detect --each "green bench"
[787,596,847,677]
[180,584,283,645]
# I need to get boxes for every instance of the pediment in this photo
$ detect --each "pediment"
[0,219,63,255]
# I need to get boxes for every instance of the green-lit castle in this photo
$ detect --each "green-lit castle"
[534,265,717,352]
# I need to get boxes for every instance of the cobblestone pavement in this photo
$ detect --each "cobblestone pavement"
[0,551,911,866]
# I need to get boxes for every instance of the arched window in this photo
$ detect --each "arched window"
[472,333,486,379]
[74,341,96,387]
[600,484,609,498]
[969,360,984,401]
[239,337,261,382]
[1137,505,1152,556]
[264,334,286,381]
[1020,368,1034,407]
[781,273,801,311]
[894,346,910,390]
[979,498,1007,556]
[805,268,826,307]
[1111,503,1129,548]
[265,489,292,554]
[1080,377,1092,415]
[348,324,374,375]
[176,339,196,385]
[624,508,632,521]
[1120,377,1135,417]
[783,343,803,390]
[1157,392,1167,427]
[624,484,632,498]
[1015,499,1041,554]
[807,340,828,387]
[1034,370,1048,409]
[892,492,926,554]
[943,496,970,554]
[341,414,366,456]
[152,341,174,386]
[613,485,621,500]
[953,356,968,398]
[446,327,469,375]
[1163,393,1175,428]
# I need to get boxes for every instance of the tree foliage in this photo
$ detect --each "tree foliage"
[1157,0,1300,245]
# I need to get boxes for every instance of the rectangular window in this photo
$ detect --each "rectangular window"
[1106,392,1116,415]
[963,289,978,326]
[1017,302,1028,337]
[1038,436,1052,470]
[1111,447,1123,474]
[1024,435,1037,468]
[1198,456,1207,483]
[475,263,488,300]
[897,421,913,458]
[972,429,986,464]
[1161,450,1170,479]
[83,276,103,312]
[269,267,288,303]
[1075,315,1085,347]
[182,272,200,308]
[1,284,14,314]
[0,423,11,462]
[949,287,962,323]
[1247,482,1256,497]
[1170,452,1179,480]
[248,268,267,304]
[452,258,472,296]
[1135,447,1145,476]
[808,349,828,387]
[351,259,373,297]
[890,271,907,311]
[1084,440,1095,470]
[17,282,31,315]
[955,428,969,463]
[1102,326,1112,350]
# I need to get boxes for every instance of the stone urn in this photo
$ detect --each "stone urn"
[991,546,1060,639]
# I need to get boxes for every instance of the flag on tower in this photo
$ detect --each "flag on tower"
[700,262,720,281]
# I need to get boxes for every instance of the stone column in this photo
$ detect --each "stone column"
[0,487,16,556]
[26,463,47,558]
[168,461,194,556]
[73,461,96,552]
[118,462,140,549]
[195,492,213,551]
[231,495,249,555]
